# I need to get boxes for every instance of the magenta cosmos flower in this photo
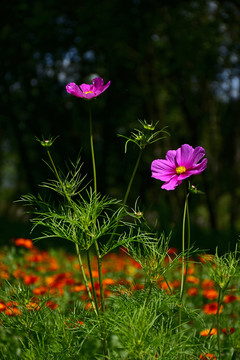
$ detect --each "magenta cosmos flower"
[66,77,111,100]
[151,144,207,190]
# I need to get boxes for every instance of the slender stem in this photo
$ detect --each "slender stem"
[216,287,223,360]
[94,243,105,312]
[123,149,143,207]
[178,191,190,360]
[75,243,98,316]
[47,150,66,192]
[89,104,97,194]
[179,193,189,299]
[88,105,108,359]
[94,241,108,359]
[183,196,191,290]
[86,249,99,315]
[109,148,143,244]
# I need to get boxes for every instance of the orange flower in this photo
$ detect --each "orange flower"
[85,269,99,278]
[45,300,58,309]
[165,247,178,261]
[0,302,6,312]
[186,266,195,275]
[132,283,144,291]
[199,353,217,359]
[33,286,49,295]
[224,294,239,303]
[171,280,181,289]
[186,276,199,285]
[102,278,115,287]
[199,328,217,337]
[199,254,214,263]
[75,320,84,326]
[203,302,223,315]
[26,302,40,311]
[159,281,172,293]
[84,302,93,310]
[23,275,39,285]
[5,301,18,307]
[65,319,84,328]
[71,284,86,293]
[27,253,45,262]
[187,287,198,296]
[15,238,33,249]
[13,269,26,279]
[203,289,218,300]
[0,270,10,279]
[5,307,21,316]
[48,258,59,271]
[130,259,142,269]
[201,279,215,289]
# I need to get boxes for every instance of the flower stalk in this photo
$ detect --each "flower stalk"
[75,244,98,316]
[89,103,97,194]
[109,147,143,244]
[178,190,190,359]
[123,148,143,207]
[86,249,99,315]
[179,191,190,300]
[216,287,223,360]
[87,104,108,359]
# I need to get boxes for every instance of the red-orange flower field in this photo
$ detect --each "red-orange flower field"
[0,237,239,359]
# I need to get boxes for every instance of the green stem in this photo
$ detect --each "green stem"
[86,249,99,315]
[179,192,190,300]
[123,149,143,207]
[178,191,190,360]
[94,241,108,359]
[88,105,108,358]
[183,196,191,290]
[47,150,66,192]
[89,104,97,194]
[109,148,143,243]
[216,287,223,360]
[75,243,98,316]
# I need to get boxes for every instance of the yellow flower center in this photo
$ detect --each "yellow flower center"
[84,91,94,94]
[176,166,186,175]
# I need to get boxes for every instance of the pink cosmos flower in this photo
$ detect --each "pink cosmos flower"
[66,77,111,100]
[151,144,207,190]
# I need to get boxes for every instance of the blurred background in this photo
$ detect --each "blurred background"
[1,0,240,252]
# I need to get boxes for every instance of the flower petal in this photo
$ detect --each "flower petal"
[66,83,84,98]
[92,77,104,88]
[177,172,193,181]
[192,146,206,164]
[80,84,94,93]
[176,144,195,168]
[151,159,176,181]
[151,144,207,191]
[66,78,111,99]
[165,150,177,167]
[187,158,207,175]
[94,80,111,95]
[161,175,182,190]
